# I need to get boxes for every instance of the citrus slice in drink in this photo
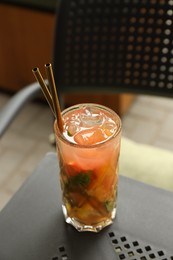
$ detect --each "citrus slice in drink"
[74,126,111,145]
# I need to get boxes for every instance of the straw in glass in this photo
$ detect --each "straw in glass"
[45,63,64,133]
[32,67,55,117]
[32,65,64,133]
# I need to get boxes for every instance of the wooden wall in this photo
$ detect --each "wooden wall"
[0,4,55,91]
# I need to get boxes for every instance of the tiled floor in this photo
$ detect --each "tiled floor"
[0,92,173,210]
[122,95,173,151]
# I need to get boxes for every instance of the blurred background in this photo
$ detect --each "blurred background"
[0,1,173,210]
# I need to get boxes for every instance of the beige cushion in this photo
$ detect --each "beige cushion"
[119,137,173,192]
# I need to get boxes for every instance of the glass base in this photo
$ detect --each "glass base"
[62,205,117,233]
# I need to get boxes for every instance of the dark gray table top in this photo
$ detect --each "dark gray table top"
[0,152,173,260]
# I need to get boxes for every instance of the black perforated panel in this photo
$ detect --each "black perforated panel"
[54,0,173,96]
[51,231,173,260]
[108,231,173,260]
[52,246,68,260]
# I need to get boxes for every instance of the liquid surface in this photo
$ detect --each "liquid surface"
[63,105,117,145]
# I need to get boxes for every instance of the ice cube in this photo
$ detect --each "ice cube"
[102,121,117,136]
[66,121,80,136]
[80,106,103,127]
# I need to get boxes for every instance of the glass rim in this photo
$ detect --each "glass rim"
[54,103,122,149]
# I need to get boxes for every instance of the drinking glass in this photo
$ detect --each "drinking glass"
[54,104,121,232]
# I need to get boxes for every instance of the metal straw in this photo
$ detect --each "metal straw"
[32,65,64,133]
[32,67,55,117]
[44,63,64,133]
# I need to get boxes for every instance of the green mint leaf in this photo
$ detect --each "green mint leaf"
[67,130,72,137]
[105,200,114,212]
[65,171,93,192]
[70,172,91,187]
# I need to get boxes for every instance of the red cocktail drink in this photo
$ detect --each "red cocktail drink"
[54,104,121,232]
